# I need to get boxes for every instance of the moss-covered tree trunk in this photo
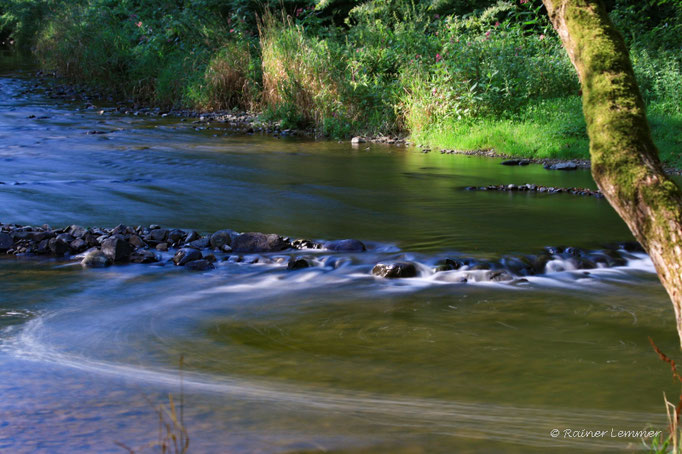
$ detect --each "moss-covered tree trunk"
[541,0,682,346]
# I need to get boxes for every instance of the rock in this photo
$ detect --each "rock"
[372,262,418,278]
[81,249,112,268]
[351,137,366,145]
[48,237,70,256]
[101,237,132,262]
[500,159,529,166]
[488,270,514,282]
[172,248,203,266]
[185,231,200,243]
[324,239,366,252]
[68,225,87,238]
[288,258,310,270]
[184,259,215,271]
[189,238,210,249]
[156,243,169,252]
[0,232,13,251]
[204,253,217,263]
[435,258,463,272]
[36,239,50,254]
[292,239,322,249]
[167,229,185,245]
[130,249,159,263]
[232,232,289,253]
[545,161,578,171]
[56,233,75,244]
[69,238,88,253]
[128,234,147,248]
[149,228,168,243]
[210,229,237,250]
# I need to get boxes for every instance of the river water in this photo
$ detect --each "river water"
[0,55,679,453]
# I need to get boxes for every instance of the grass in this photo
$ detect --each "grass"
[410,96,682,164]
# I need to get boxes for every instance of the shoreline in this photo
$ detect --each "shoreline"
[23,72,682,175]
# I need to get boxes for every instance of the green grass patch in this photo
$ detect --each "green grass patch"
[411,96,681,163]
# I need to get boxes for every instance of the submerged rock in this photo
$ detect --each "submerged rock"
[232,232,289,253]
[184,259,214,271]
[288,258,310,270]
[372,262,418,278]
[81,249,112,268]
[324,239,366,252]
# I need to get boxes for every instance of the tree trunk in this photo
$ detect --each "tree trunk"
[541,0,682,346]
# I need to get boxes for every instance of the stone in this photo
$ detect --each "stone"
[545,161,578,171]
[130,249,159,264]
[128,234,147,248]
[232,232,289,253]
[210,229,237,250]
[372,262,418,278]
[101,237,132,262]
[48,237,70,256]
[324,239,366,252]
[68,225,87,238]
[56,233,75,244]
[0,232,12,251]
[172,248,203,266]
[351,136,366,145]
[167,229,185,245]
[156,243,169,252]
[185,231,200,243]
[288,258,310,270]
[204,253,217,263]
[500,159,529,166]
[488,270,514,282]
[69,238,88,252]
[184,259,215,271]
[189,238,210,249]
[149,228,168,243]
[81,249,112,268]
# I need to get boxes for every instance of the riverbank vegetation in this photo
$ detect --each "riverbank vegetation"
[1,0,680,162]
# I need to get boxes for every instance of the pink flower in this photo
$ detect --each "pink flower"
[229,28,234,33]
[136,21,142,28]
[434,14,440,19]
[539,34,545,40]
[485,30,491,37]
[435,53,442,62]
[520,0,528,3]
[495,21,500,27]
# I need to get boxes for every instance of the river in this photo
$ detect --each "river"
[0,54,679,453]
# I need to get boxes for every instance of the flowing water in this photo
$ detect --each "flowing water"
[1,54,680,453]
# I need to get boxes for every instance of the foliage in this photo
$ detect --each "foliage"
[1,0,679,147]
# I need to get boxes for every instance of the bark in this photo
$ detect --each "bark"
[542,0,682,346]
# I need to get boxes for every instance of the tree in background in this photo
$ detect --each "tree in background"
[541,0,682,346]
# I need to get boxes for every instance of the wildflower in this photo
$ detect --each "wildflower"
[432,88,437,95]
[230,28,234,33]
[434,14,440,19]
[539,34,545,40]
[136,21,142,28]
[485,30,491,37]
[495,21,500,27]
[296,7,303,16]
[436,53,442,62]
[520,0,528,3]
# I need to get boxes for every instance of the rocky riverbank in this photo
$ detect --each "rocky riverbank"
[0,222,646,283]
[464,184,604,198]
